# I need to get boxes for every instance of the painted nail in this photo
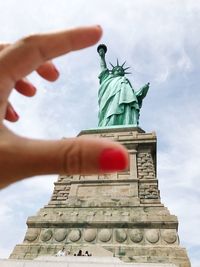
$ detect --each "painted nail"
[99,148,128,172]
[13,110,19,119]
[29,84,37,94]
[52,65,59,76]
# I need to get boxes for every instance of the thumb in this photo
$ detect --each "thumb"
[0,134,129,188]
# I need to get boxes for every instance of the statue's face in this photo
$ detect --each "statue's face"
[112,66,125,76]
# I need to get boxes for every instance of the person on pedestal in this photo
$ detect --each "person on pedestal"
[77,250,83,256]
[84,251,89,256]
[56,247,66,257]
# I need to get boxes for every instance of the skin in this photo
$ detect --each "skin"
[0,26,128,189]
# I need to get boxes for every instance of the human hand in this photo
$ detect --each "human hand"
[0,43,60,122]
[0,26,128,189]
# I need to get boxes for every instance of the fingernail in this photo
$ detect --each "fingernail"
[30,84,37,94]
[52,66,59,76]
[13,110,19,120]
[99,148,128,172]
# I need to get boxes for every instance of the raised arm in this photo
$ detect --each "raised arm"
[97,44,108,72]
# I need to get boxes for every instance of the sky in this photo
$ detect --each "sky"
[0,0,200,266]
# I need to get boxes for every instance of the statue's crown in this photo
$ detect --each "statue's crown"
[110,59,131,74]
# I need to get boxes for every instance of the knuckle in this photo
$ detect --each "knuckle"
[21,34,41,45]
[20,34,47,61]
[62,139,83,175]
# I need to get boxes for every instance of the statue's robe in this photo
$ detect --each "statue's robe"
[98,69,149,127]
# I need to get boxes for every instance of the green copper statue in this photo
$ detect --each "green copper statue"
[97,44,150,127]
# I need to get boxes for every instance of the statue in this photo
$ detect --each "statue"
[97,44,150,127]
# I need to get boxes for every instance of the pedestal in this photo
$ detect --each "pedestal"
[10,127,190,267]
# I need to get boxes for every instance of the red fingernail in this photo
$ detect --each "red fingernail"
[99,149,128,172]
[52,66,59,76]
[29,84,37,94]
[13,110,19,119]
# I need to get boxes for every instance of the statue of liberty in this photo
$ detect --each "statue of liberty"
[97,44,150,127]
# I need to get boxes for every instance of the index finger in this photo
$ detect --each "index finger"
[0,25,102,117]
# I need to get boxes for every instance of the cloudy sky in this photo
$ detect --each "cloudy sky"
[0,0,200,266]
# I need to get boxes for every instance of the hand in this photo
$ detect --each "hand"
[0,43,60,122]
[0,26,128,189]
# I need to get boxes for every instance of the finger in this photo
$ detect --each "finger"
[1,47,58,82]
[36,61,59,81]
[0,46,59,81]
[0,43,9,51]
[4,102,19,122]
[0,26,102,89]
[0,25,102,118]
[1,135,128,187]
[15,78,36,96]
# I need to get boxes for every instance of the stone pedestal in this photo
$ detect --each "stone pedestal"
[10,127,190,267]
